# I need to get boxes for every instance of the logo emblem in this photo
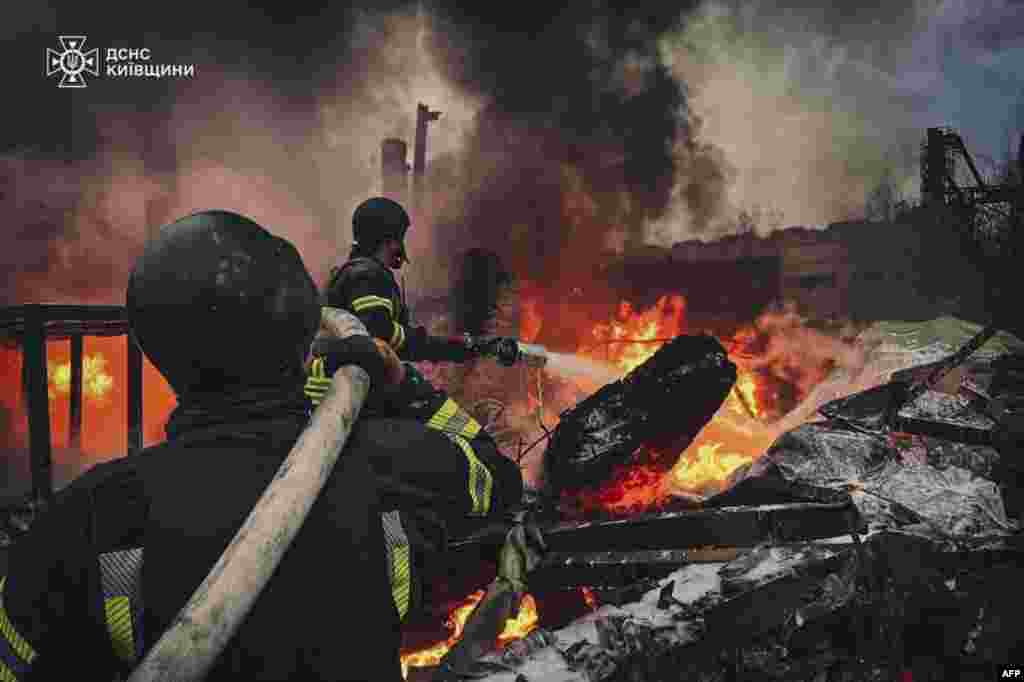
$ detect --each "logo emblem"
[46,36,99,88]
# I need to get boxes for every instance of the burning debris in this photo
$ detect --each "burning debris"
[422,314,1024,681]
[542,334,737,500]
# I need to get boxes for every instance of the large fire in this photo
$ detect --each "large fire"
[527,287,867,511]
[567,293,779,506]
[400,591,539,678]
[1,337,178,492]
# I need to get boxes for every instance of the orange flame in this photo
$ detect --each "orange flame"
[48,353,114,402]
[400,591,539,678]
[551,293,778,507]
[670,442,755,496]
[587,295,685,374]
[1,337,178,484]
[498,593,539,644]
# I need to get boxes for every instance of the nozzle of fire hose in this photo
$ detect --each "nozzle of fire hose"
[466,336,549,368]
[514,342,548,368]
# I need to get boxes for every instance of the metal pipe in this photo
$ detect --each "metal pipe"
[128,308,370,682]
[127,331,144,454]
[22,306,53,505]
[69,333,83,450]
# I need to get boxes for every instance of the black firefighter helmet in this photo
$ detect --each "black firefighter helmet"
[352,196,410,263]
[126,210,321,397]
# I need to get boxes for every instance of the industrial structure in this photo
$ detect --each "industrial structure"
[379,102,441,218]
[921,126,1022,261]
[609,127,1023,324]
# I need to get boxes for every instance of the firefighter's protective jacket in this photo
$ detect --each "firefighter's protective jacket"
[309,255,525,623]
[1,389,403,682]
[323,256,468,364]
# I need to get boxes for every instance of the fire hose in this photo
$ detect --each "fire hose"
[465,335,550,368]
[127,308,371,682]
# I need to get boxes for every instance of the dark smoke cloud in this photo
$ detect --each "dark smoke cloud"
[4,0,1019,310]
[1,2,461,304]
[422,1,723,287]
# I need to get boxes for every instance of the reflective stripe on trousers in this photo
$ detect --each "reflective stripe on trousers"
[382,511,412,621]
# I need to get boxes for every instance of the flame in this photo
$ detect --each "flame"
[1,337,178,488]
[670,442,754,495]
[731,371,762,419]
[400,591,539,678]
[564,293,772,504]
[499,289,821,511]
[48,353,114,402]
[498,593,539,644]
[581,586,598,611]
[586,295,685,374]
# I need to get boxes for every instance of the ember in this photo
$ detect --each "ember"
[401,591,539,678]
[581,586,598,611]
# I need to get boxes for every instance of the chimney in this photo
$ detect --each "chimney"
[413,103,441,217]
[380,137,410,204]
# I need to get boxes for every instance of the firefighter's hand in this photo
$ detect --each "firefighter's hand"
[304,335,404,406]
[497,519,547,592]
[373,338,406,386]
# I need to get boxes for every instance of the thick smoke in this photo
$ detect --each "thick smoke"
[422,1,724,289]
[649,0,1024,243]
[3,0,1019,305]
[648,1,928,243]
[1,4,481,305]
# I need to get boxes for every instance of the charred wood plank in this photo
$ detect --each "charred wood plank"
[543,334,736,495]
[530,548,743,591]
[449,502,864,558]
[540,502,865,553]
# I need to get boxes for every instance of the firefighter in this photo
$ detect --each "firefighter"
[1,210,405,681]
[306,197,524,626]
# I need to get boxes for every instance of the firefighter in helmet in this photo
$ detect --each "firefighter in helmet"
[306,197,524,626]
[1,210,403,681]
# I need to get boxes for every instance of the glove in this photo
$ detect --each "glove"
[372,338,406,386]
[304,356,333,407]
[304,336,406,407]
[497,517,547,591]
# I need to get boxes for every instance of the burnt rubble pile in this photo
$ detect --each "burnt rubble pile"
[468,329,1024,682]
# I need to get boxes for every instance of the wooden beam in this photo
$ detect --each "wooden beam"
[69,333,83,450]
[22,309,53,504]
[127,331,143,454]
